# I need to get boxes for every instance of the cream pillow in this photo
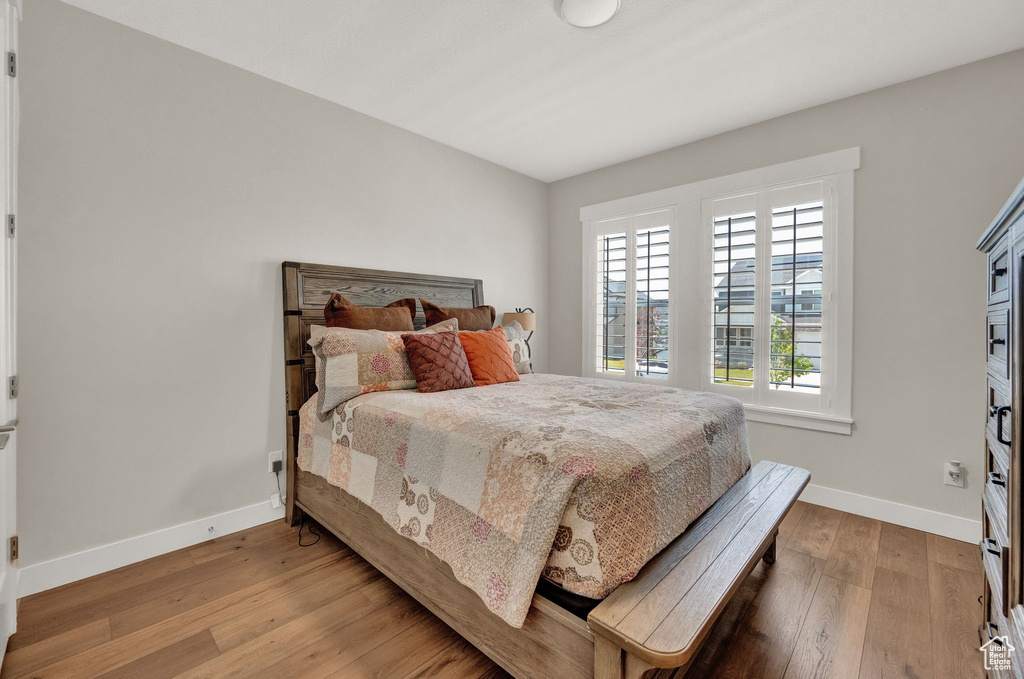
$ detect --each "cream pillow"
[309,319,459,414]
[502,322,532,375]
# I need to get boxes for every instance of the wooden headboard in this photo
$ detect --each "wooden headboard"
[281,261,484,523]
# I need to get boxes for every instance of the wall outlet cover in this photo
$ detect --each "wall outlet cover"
[268,450,283,473]
[943,461,965,488]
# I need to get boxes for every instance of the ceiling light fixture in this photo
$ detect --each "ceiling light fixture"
[560,0,621,28]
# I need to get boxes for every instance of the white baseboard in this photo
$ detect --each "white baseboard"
[799,483,981,544]
[18,500,285,598]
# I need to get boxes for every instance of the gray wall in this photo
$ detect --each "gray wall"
[547,49,1024,522]
[19,0,549,566]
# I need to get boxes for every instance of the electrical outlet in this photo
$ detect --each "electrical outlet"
[944,460,965,488]
[268,450,283,474]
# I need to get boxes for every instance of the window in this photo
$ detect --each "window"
[592,210,672,381]
[705,181,830,417]
[582,148,857,434]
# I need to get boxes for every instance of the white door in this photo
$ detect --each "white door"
[0,0,18,664]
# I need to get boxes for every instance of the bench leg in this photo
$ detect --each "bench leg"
[625,654,657,679]
[762,530,778,565]
[594,637,621,679]
[594,637,657,679]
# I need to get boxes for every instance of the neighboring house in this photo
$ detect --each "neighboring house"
[599,278,669,372]
[714,254,823,373]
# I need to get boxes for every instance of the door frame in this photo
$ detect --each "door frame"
[0,0,20,663]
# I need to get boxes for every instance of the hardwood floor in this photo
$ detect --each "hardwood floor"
[1,502,984,679]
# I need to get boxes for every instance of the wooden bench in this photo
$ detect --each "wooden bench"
[587,460,810,679]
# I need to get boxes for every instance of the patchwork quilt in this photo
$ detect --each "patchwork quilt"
[297,373,750,627]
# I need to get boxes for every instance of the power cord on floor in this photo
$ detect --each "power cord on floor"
[271,459,317,546]
[298,515,321,547]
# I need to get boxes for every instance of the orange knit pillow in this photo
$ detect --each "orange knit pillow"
[458,327,521,387]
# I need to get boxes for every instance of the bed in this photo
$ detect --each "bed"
[282,261,810,679]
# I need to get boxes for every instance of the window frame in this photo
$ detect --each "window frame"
[581,148,858,434]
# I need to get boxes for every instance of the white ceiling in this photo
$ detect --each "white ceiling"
[58,0,1024,182]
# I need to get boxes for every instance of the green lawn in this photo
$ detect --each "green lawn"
[601,363,754,386]
[714,367,753,387]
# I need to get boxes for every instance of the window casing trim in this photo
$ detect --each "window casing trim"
[580,148,859,434]
[744,404,853,435]
[580,148,860,222]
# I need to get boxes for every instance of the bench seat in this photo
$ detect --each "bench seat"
[587,461,811,678]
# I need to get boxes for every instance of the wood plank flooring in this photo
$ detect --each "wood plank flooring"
[1,502,984,679]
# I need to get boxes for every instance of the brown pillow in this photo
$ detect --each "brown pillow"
[420,299,495,332]
[401,330,476,393]
[324,293,416,331]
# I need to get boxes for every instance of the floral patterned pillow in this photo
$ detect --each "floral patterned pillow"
[502,322,532,375]
[502,321,525,340]
[309,319,459,414]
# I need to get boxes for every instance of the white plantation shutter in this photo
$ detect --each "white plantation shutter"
[594,224,628,376]
[702,180,833,415]
[590,210,672,381]
[760,181,829,414]
[635,212,670,378]
[711,194,758,389]
[769,185,825,394]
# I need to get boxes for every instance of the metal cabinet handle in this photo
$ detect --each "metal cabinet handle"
[985,622,1004,644]
[990,337,1006,346]
[992,266,1008,277]
[982,538,1002,557]
[989,471,1006,487]
[996,406,1012,446]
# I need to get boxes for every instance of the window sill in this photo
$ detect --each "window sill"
[743,405,853,435]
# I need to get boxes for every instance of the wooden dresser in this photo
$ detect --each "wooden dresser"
[978,177,1024,677]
